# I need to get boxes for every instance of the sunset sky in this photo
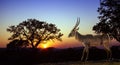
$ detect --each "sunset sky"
[1,0,118,48]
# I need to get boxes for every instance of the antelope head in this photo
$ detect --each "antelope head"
[68,18,80,37]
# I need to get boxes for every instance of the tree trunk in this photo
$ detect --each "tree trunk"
[32,44,35,48]
[31,41,35,48]
[34,40,41,48]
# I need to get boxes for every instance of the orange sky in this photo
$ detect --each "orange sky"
[0,28,120,48]
[0,31,82,48]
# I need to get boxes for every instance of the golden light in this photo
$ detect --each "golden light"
[39,41,52,49]
[43,44,47,49]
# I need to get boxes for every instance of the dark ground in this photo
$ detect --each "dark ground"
[0,46,120,65]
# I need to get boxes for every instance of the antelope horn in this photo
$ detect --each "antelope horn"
[73,17,80,29]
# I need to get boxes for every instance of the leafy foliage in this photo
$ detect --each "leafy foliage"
[7,39,29,48]
[7,19,63,48]
[93,0,120,42]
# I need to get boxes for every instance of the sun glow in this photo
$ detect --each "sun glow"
[39,41,53,49]
[43,44,48,49]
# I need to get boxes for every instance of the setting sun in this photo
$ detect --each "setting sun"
[39,41,53,49]
[43,44,47,49]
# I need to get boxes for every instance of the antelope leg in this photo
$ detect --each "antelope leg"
[104,47,112,60]
[81,47,86,61]
[85,47,89,61]
[107,49,112,60]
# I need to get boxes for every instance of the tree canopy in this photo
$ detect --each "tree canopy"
[7,19,63,48]
[93,0,120,42]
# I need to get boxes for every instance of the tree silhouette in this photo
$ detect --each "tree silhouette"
[93,0,120,42]
[7,19,63,48]
[7,39,29,48]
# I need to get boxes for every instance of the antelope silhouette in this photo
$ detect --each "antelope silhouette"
[68,18,112,61]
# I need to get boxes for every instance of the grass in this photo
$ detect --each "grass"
[36,61,120,65]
